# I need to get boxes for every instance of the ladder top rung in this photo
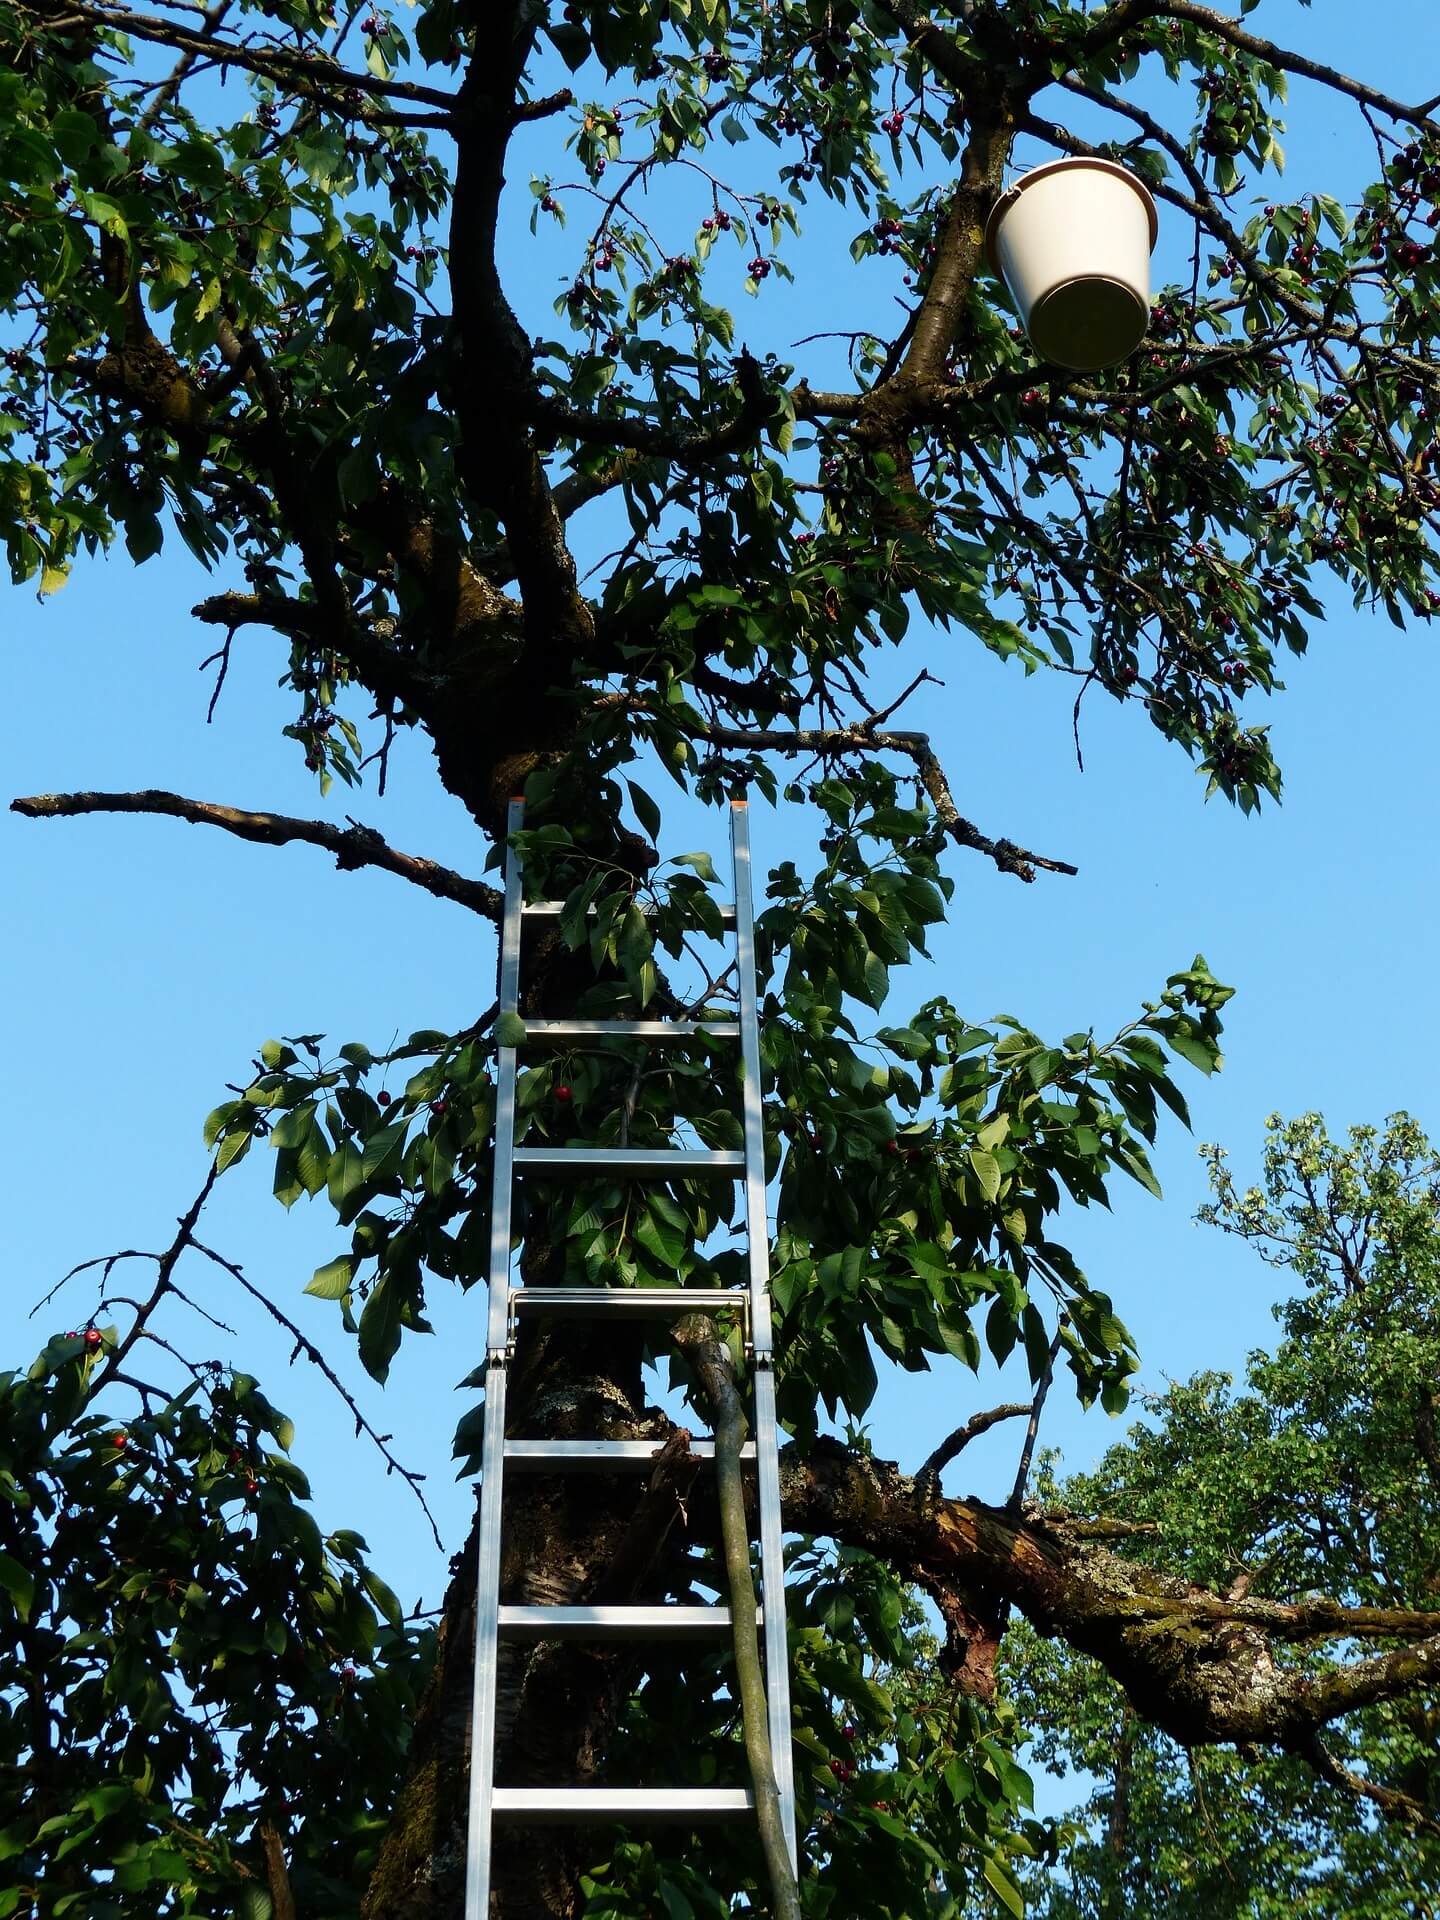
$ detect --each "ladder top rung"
[492,1786,753,1823]
[498,1604,757,1641]
[503,1438,754,1471]
[511,1287,749,1320]
[513,1146,744,1176]
[523,900,738,927]
[518,1019,740,1041]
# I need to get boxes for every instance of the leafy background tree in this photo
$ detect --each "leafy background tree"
[1012,1111,1440,1917]
[2,0,1439,1916]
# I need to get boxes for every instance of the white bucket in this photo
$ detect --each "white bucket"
[984,158,1158,373]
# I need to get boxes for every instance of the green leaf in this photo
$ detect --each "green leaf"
[627,779,662,842]
[358,1276,404,1382]
[969,1147,1002,1203]
[858,949,889,1010]
[306,1255,354,1301]
[216,1128,252,1173]
[982,1854,1025,1918]
[496,1011,528,1048]
[362,1566,404,1628]
[270,1102,317,1151]
[0,1552,35,1621]
[327,1139,365,1213]
[362,1116,408,1179]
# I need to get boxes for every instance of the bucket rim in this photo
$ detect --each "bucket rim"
[984,157,1160,273]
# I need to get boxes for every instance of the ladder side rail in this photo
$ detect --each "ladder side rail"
[729,799,774,1357]
[729,798,799,1869]
[464,1363,509,1920]
[465,797,526,1920]
[486,797,527,1354]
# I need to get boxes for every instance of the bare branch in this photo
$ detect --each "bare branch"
[921,1403,1031,1481]
[1296,1732,1440,1837]
[11,789,502,921]
[701,724,1078,881]
[89,1167,220,1398]
[512,87,573,126]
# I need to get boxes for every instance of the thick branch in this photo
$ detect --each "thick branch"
[259,1825,298,1920]
[449,6,593,669]
[782,1439,1440,1750]
[11,790,501,920]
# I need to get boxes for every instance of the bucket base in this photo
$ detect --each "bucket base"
[1028,276,1148,373]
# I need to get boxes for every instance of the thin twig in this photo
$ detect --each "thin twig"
[921,1403,1031,1481]
[1007,1323,1065,1512]
[88,1167,220,1398]
[189,1238,445,1553]
[697,725,1078,881]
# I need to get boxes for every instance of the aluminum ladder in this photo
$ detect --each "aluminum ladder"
[463,797,797,1917]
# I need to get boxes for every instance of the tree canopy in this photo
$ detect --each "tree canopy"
[2,0,1439,1915]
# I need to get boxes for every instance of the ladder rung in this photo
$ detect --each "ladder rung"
[498,1604,754,1641]
[511,1287,748,1321]
[513,1146,744,1176]
[492,1786,753,1823]
[519,1019,740,1041]
[503,1438,755,1472]
[523,901,738,928]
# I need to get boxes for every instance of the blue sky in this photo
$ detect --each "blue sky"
[4,0,1438,1623]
